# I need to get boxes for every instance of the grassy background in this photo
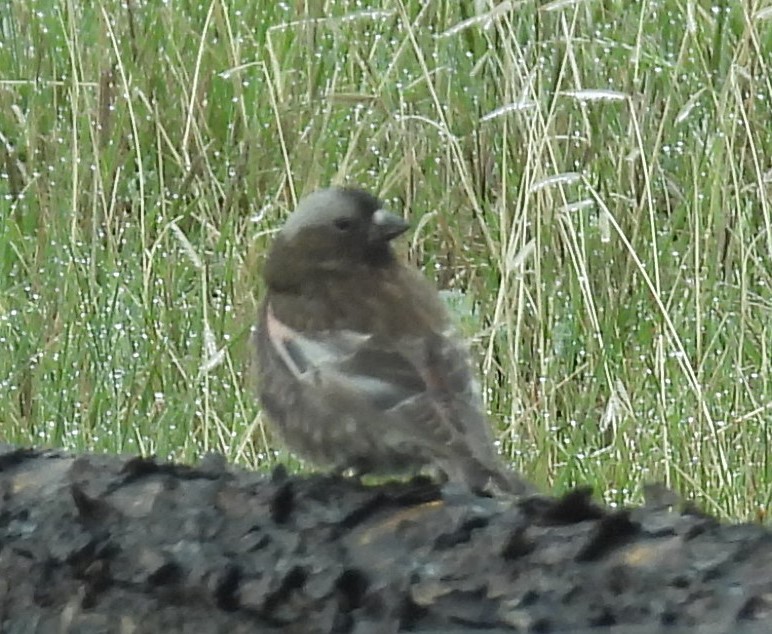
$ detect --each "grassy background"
[1,0,770,519]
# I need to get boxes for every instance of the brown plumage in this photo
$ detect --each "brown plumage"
[254,187,533,495]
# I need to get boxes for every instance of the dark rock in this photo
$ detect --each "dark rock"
[0,447,770,632]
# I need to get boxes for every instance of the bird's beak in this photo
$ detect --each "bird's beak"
[369,208,409,243]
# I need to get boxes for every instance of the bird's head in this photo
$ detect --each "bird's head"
[264,187,409,288]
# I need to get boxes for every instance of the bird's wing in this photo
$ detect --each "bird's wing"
[264,304,426,409]
[264,304,495,462]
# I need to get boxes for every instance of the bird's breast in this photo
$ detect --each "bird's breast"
[266,265,449,338]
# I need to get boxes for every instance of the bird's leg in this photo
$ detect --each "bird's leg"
[331,459,370,482]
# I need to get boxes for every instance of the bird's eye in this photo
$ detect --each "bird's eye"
[334,217,353,231]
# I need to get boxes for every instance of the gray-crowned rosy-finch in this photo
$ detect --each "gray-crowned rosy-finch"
[254,187,532,495]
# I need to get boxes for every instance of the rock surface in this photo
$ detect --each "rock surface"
[0,445,771,633]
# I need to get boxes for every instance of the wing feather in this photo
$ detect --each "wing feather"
[264,303,496,466]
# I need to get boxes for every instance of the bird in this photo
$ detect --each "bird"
[253,186,533,495]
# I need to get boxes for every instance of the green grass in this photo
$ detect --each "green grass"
[1,0,770,520]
